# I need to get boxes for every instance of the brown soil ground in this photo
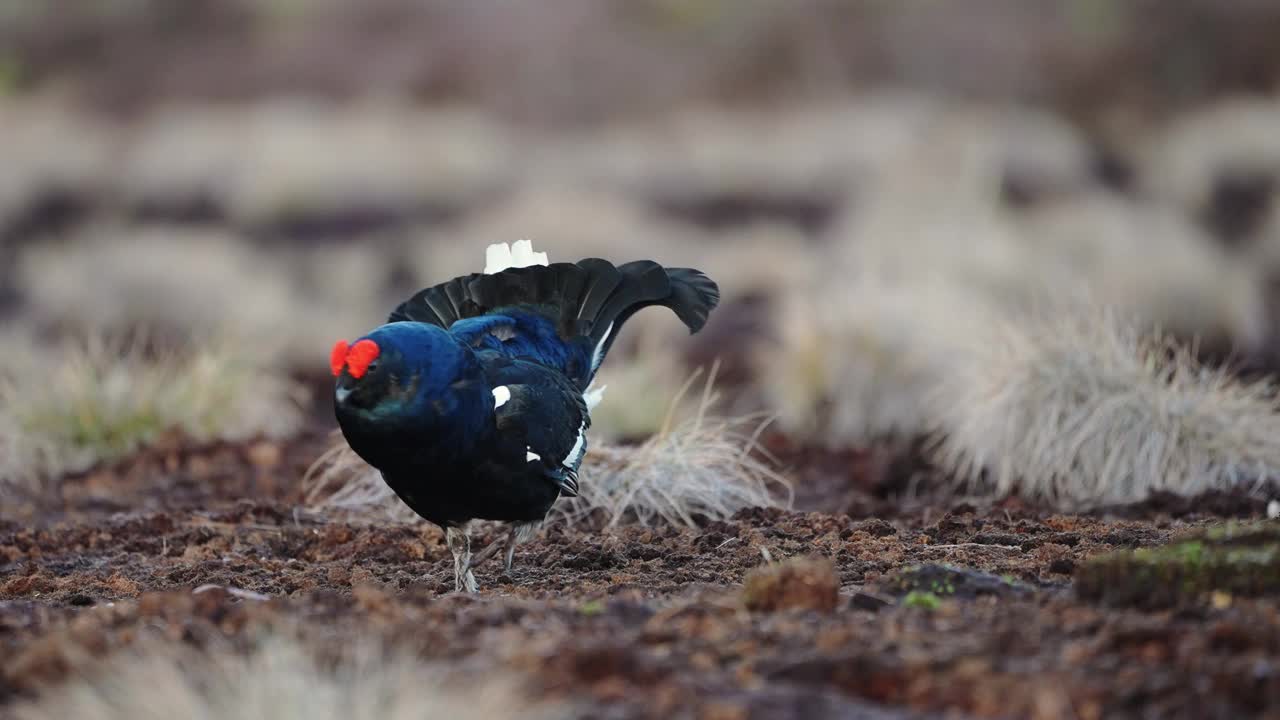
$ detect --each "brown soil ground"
[3,436,1279,720]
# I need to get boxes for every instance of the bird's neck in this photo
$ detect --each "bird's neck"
[338,352,496,472]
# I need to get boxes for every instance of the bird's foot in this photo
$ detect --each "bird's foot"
[451,562,479,593]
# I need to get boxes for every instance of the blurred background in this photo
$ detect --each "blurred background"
[9,6,1280,714]
[5,0,1280,456]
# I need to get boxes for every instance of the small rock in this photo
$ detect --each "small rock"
[192,584,269,602]
[884,563,1033,599]
[327,565,351,586]
[1048,558,1076,575]
[853,519,898,537]
[848,591,891,612]
[742,556,840,613]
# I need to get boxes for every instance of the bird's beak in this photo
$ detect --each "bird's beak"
[334,385,353,405]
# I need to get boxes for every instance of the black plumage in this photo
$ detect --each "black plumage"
[332,245,719,591]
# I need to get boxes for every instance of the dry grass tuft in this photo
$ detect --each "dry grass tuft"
[303,436,420,524]
[0,334,305,494]
[549,366,792,529]
[766,111,1270,450]
[586,359,689,442]
[10,634,555,720]
[931,308,1280,508]
[584,325,704,441]
[305,367,792,529]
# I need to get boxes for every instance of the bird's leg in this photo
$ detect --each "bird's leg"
[503,531,517,574]
[504,521,540,574]
[469,533,506,568]
[445,525,478,593]
[460,522,540,582]
[445,526,463,591]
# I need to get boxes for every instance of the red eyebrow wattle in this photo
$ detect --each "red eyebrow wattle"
[329,340,350,377]
[345,339,381,379]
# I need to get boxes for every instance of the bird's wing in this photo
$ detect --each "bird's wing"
[482,354,590,497]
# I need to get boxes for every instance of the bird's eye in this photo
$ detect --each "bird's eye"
[365,360,379,374]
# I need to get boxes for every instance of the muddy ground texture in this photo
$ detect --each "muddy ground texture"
[2,435,1279,720]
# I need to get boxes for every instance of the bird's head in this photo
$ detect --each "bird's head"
[330,322,482,429]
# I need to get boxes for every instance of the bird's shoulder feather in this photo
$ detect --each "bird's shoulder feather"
[450,309,589,379]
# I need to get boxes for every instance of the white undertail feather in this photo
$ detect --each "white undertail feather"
[526,449,541,462]
[583,384,607,410]
[492,386,511,409]
[484,239,549,274]
[512,239,549,267]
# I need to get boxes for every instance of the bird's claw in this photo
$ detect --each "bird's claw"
[456,569,478,593]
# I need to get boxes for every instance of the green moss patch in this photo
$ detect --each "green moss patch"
[1075,522,1280,608]
[902,591,943,611]
[1,338,303,493]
